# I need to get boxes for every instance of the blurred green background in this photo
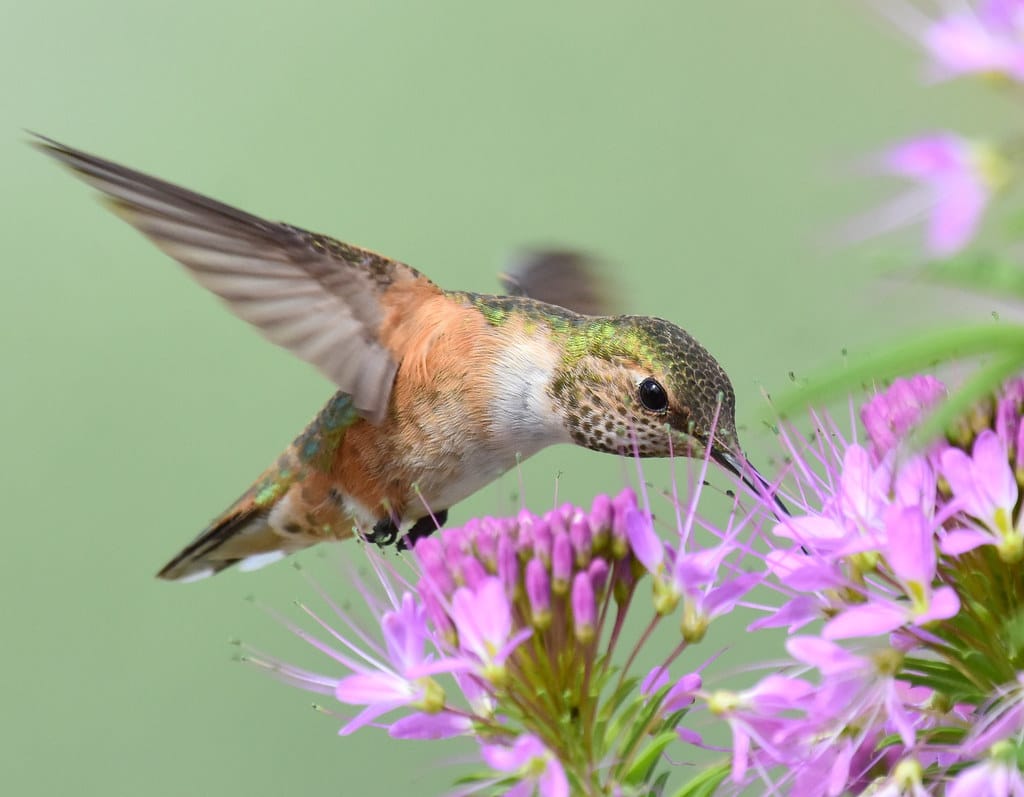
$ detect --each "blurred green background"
[2,2,1011,795]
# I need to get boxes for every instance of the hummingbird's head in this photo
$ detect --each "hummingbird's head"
[550,314,788,516]
[552,315,745,471]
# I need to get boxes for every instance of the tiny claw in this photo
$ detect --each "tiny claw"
[365,519,399,548]
[396,509,449,552]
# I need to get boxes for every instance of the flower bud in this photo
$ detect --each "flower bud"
[588,558,610,596]
[532,518,552,564]
[497,533,519,594]
[458,554,488,590]
[551,531,573,595]
[589,493,612,551]
[572,571,596,644]
[525,557,552,630]
[415,537,455,598]
[570,516,592,567]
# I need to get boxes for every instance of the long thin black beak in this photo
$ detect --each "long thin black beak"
[710,448,791,521]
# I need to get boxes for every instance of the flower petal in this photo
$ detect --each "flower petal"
[389,711,472,740]
[624,507,663,573]
[823,602,907,639]
[940,528,992,556]
[334,672,414,705]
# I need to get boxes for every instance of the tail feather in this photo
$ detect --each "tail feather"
[157,506,288,582]
[156,395,359,582]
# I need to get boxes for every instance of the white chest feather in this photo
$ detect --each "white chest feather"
[421,336,571,511]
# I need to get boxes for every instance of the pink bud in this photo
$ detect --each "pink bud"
[442,526,469,562]
[570,516,592,567]
[551,531,573,595]
[414,537,455,597]
[664,672,701,712]
[532,518,552,564]
[497,533,518,593]
[458,554,488,590]
[473,522,498,572]
[588,558,610,595]
[572,571,596,643]
[590,493,612,529]
[525,558,552,628]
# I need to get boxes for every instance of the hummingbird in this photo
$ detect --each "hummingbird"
[35,135,780,582]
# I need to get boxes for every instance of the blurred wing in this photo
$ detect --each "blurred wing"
[498,249,617,316]
[34,134,442,423]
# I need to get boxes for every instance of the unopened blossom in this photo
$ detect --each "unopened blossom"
[861,375,946,457]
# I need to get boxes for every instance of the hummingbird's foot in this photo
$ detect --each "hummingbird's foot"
[397,509,448,552]
[366,518,400,548]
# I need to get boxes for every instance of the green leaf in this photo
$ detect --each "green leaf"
[622,731,678,787]
[665,761,731,797]
[614,687,679,777]
[900,656,980,701]
[595,674,640,758]
[921,253,1024,301]
[650,771,671,797]
[774,322,1024,420]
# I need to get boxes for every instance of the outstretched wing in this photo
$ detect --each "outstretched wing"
[499,249,616,316]
[34,134,441,423]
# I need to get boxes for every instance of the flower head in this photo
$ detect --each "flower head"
[250,373,1024,795]
[480,734,569,797]
[251,487,736,794]
[849,133,1005,256]
[727,374,1024,793]
[922,0,1024,83]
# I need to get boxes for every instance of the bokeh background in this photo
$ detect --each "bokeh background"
[2,2,1011,795]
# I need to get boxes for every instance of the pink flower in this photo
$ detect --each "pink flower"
[948,753,1024,797]
[960,675,1024,758]
[824,506,960,638]
[849,133,1002,256]
[480,734,569,797]
[787,636,918,748]
[627,506,758,641]
[860,375,947,458]
[641,666,702,713]
[940,430,1024,561]
[330,594,454,732]
[707,675,816,782]
[923,0,1024,82]
[448,577,532,683]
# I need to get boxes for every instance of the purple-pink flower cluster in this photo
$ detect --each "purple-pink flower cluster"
[251,373,1024,794]
[247,489,727,795]
[709,375,1024,794]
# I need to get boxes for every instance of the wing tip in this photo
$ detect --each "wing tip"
[27,131,77,162]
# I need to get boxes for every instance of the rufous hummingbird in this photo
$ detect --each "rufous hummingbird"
[35,135,781,582]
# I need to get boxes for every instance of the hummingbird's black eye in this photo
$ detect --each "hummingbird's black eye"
[637,378,669,413]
